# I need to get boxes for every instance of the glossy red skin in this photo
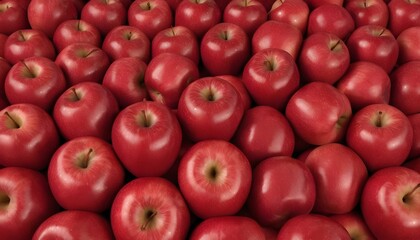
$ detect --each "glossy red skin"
[252,20,302,59]
[102,25,150,62]
[111,177,190,240]
[0,104,60,170]
[299,32,350,84]
[55,43,110,86]
[223,0,267,37]
[201,22,250,76]
[0,167,60,240]
[53,82,119,141]
[346,104,413,172]
[404,157,420,172]
[390,61,420,115]
[336,61,391,111]
[233,106,295,166]
[216,75,252,110]
[145,53,199,109]
[285,82,352,145]
[330,211,376,240]
[361,167,420,240]
[277,214,351,240]
[177,77,244,142]
[80,0,127,36]
[33,210,114,240]
[112,101,182,177]
[27,0,78,38]
[0,0,29,35]
[53,19,102,53]
[190,216,266,240]
[247,156,316,229]
[388,0,420,37]
[48,136,125,212]
[4,29,56,65]
[0,58,11,109]
[304,143,368,214]
[408,114,420,159]
[152,25,200,65]
[269,0,310,34]
[397,26,420,64]
[346,25,399,73]
[5,56,66,111]
[175,0,222,39]
[102,57,149,108]
[128,0,173,40]
[242,48,300,110]
[344,0,389,27]
[178,140,252,219]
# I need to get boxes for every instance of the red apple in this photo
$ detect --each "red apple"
[53,82,119,141]
[390,61,420,115]
[397,26,420,63]
[112,100,182,177]
[10,0,30,9]
[0,0,29,35]
[111,177,190,240]
[346,103,413,172]
[388,0,420,37]
[216,74,252,110]
[178,140,252,219]
[344,0,389,27]
[361,166,420,239]
[408,113,420,159]
[177,76,245,142]
[330,211,376,240]
[268,0,310,34]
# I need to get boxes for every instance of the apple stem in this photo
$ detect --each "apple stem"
[264,59,276,71]
[18,30,26,41]
[375,111,383,127]
[22,61,36,78]
[403,183,420,204]
[140,110,152,127]
[220,31,229,40]
[141,210,157,231]
[363,0,368,8]
[80,148,93,169]
[243,0,248,7]
[330,40,341,51]
[70,88,81,101]
[77,20,82,31]
[170,26,176,36]
[4,112,20,129]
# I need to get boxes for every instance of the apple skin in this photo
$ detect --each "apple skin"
[361,166,420,240]
[53,19,102,53]
[216,74,252,110]
[178,140,252,219]
[0,33,7,58]
[33,210,114,240]
[330,211,376,240]
[232,106,295,167]
[4,29,56,65]
[145,53,199,109]
[189,216,266,240]
[48,136,125,213]
[408,113,420,159]
[336,61,391,111]
[305,0,344,9]
[4,56,66,111]
[269,0,310,34]
[0,167,60,240]
[346,103,413,172]
[177,76,245,142]
[0,57,11,109]
[303,143,368,214]
[111,177,190,240]
[0,0,30,35]
[112,100,182,177]
[0,103,60,170]
[346,24,399,73]
[397,26,420,63]
[388,0,420,37]
[102,57,149,108]
[344,0,389,27]
[200,22,250,76]
[298,32,350,85]
[53,82,120,141]
[247,156,316,229]
[390,61,420,115]
[285,81,352,146]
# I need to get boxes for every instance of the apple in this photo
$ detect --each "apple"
[102,57,149,108]
[53,19,102,53]
[4,56,66,111]
[361,166,420,239]
[330,211,376,240]
[242,48,300,110]
[0,103,60,170]
[305,0,344,9]
[336,61,391,111]
[285,81,352,145]
[145,53,199,109]
[4,29,56,65]
[112,100,182,177]
[177,76,244,142]
[397,26,420,63]
[408,113,420,159]
[268,0,310,34]
[298,31,350,84]
[53,82,119,141]
[178,140,252,219]
[55,42,110,86]
[232,105,295,166]
[216,74,252,110]
[102,25,150,62]
[390,61,420,115]
[388,0,420,37]
[247,156,316,229]
[33,210,114,240]
[127,0,173,40]
[344,0,389,27]
[10,0,31,9]
[0,167,60,240]
[346,103,413,172]
[0,0,29,35]
[111,177,190,240]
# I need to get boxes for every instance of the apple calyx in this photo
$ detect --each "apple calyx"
[4,111,21,129]
[402,183,420,204]
[219,30,230,41]
[330,40,343,52]
[18,31,27,42]
[0,3,11,12]
[0,192,10,208]
[77,148,94,169]
[264,58,277,71]
[22,61,37,78]
[201,86,219,102]
[69,88,81,102]
[373,111,385,127]
[336,115,349,129]
[137,110,155,128]
[372,28,386,37]
[140,1,152,10]
[141,209,158,231]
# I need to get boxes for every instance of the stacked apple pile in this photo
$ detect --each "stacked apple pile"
[0,0,420,239]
